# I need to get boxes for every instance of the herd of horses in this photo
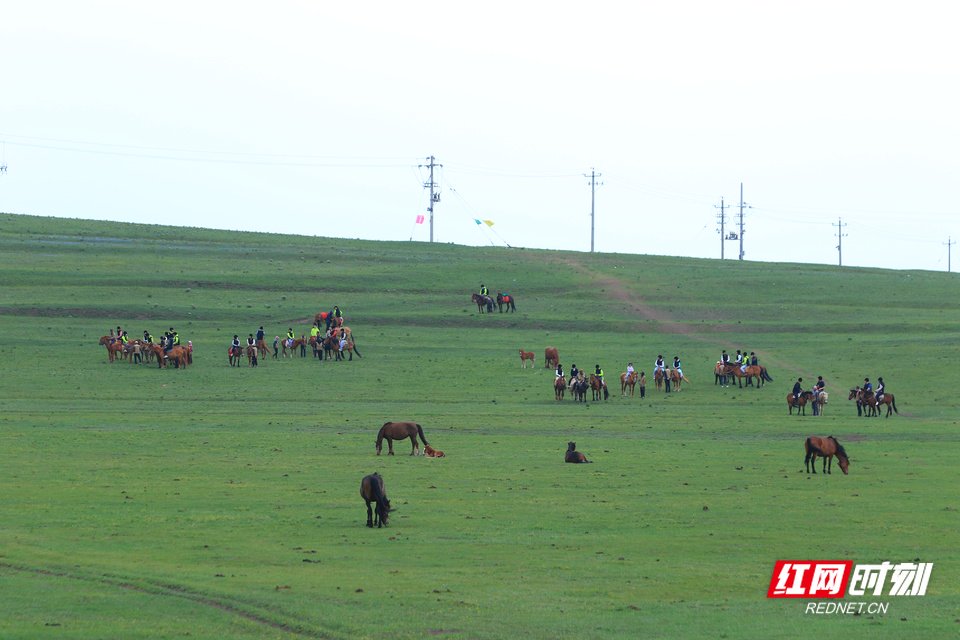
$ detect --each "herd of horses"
[472,292,516,314]
[99,335,193,369]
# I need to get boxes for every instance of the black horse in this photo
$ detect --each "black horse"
[360,473,391,528]
[471,293,494,313]
[496,292,516,313]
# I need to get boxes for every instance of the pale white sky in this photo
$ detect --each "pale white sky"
[2,1,958,271]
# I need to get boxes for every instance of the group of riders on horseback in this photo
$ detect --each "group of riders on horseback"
[716,349,774,388]
[228,306,360,367]
[552,353,694,401]
[99,325,191,368]
[473,284,516,313]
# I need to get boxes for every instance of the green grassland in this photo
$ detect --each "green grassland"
[0,212,958,639]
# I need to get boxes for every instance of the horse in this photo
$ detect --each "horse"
[620,371,638,397]
[571,375,588,403]
[256,338,269,361]
[848,387,868,417]
[360,473,391,528]
[589,374,609,401]
[544,347,559,370]
[564,442,592,463]
[554,376,566,400]
[714,362,729,387]
[423,444,445,458]
[669,369,689,392]
[861,389,898,417]
[811,391,828,416]
[496,292,516,313]
[100,335,125,363]
[244,344,258,367]
[471,293,494,313]
[376,421,429,456]
[804,436,850,475]
[654,368,665,391]
[787,391,814,415]
[228,345,243,367]
[166,346,190,369]
[519,349,535,368]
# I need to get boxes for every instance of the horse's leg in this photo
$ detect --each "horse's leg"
[410,435,418,456]
[366,500,374,527]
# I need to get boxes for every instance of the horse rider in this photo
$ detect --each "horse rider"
[654,355,666,377]
[286,327,296,347]
[720,350,729,366]
[247,334,256,349]
[143,330,154,344]
[673,356,683,379]
[595,364,605,388]
[231,334,241,349]
[750,351,758,366]
[863,378,873,398]
[479,283,489,297]
[793,377,803,401]
[739,350,749,372]
[570,363,580,381]
[256,326,266,343]
[169,328,180,349]
[733,350,743,367]
[310,323,321,346]
[332,305,343,326]
[120,330,129,345]
[875,377,885,405]
[626,362,635,380]
[555,362,564,379]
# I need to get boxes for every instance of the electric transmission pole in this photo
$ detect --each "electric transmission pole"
[736,183,751,260]
[585,168,602,253]
[833,217,848,266]
[945,236,957,272]
[715,198,729,259]
[419,155,442,243]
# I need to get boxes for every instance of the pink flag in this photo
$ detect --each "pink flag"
[415,215,425,224]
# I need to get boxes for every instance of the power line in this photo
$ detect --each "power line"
[418,156,442,243]
[737,183,751,261]
[585,168,602,253]
[714,197,732,260]
[945,236,957,273]
[833,217,849,266]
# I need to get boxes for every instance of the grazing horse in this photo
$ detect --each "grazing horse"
[376,421,429,456]
[804,436,850,475]
[519,349,535,368]
[228,345,243,367]
[544,347,559,370]
[564,442,592,463]
[496,292,516,313]
[620,371,638,397]
[571,375,588,403]
[472,293,494,313]
[554,376,566,400]
[787,391,814,415]
[360,473,391,528]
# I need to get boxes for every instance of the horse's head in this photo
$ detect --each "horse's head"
[567,442,576,452]
[848,389,857,400]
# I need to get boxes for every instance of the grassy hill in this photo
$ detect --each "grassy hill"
[1,212,958,639]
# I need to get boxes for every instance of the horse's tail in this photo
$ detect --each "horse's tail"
[892,396,898,413]
[352,340,362,357]
[762,368,774,382]
[416,423,429,446]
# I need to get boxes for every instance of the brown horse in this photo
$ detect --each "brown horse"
[804,436,850,475]
[376,421,429,456]
[787,391,814,415]
[589,374,608,401]
[496,292,516,313]
[256,338,269,361]
[654,368,665,391]
[554,376,566,400]
[228,345,243,367]
[519,349,535,368]
[564,442,592,463]
[472,293,494,313]
[245,344,258,367]
[620,371,638,396]
[669,369,689,392]
[360,473,391,528]
[544,347,559,370]
[861,390,899,417]
[167,346,190,369]
[144,343,166,368]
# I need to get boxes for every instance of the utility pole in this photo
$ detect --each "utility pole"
[833,217,848,266]
[945,236,957,272]
[585,168,602,253]
[419,155,442,242]
[736,183,751,260]
[715,197,729,259]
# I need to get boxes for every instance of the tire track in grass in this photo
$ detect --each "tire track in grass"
[0,562,337,639]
